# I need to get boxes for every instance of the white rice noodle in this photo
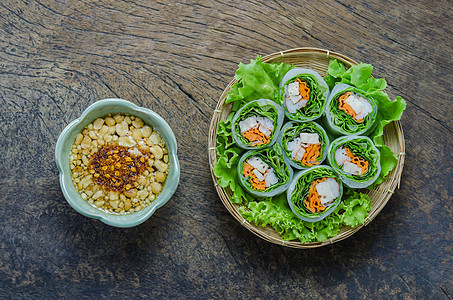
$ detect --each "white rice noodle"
[286,97,307,114]
[256,116,274,136]
[287,136,306,161]
[255,116,273,131]
[335,147,363,175]
[299,132,319,145]
[239,116,259,133]
[343,160,363,175]
[287,81,300,97]
[316,178,340,206]
[286,137,300,151]
[264,170,279,187]
[239,115,274,138]
[289,94,302,104]
[247,156,269,174]
[292,146,305,161]
[286,81,304,105]
[334,147,349,166]
[252,169,266,182]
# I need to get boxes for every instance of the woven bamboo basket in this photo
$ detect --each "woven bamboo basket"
[208,47,405,248]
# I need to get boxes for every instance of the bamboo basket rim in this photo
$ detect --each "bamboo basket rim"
[208,47,405,249]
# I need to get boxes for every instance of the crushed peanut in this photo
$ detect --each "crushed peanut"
[70,113,169,215]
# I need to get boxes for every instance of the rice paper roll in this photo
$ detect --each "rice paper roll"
[237,144,293,198]
[279,68,329,122]
[327,136,381,189]
[287,165,343,222]
[231,99,284,150]
[279,121,330,170]
[324,83,378,136]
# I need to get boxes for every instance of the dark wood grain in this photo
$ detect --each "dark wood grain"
[0,0,451,298]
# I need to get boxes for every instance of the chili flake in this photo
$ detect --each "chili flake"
[88,144,149,193]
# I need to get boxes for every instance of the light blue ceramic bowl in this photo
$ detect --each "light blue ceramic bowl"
[55,98,180,228]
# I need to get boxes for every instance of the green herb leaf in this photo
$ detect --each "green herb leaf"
[226,56,293,105]
[240,189,372,243]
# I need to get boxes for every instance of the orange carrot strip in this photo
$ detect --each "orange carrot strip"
[242,127,269,145]
[344,147,369,175]
[250,175,266,190]
[243,162,254,177]
[338,91,364,123]
[242,161,266,190]
[304,178,328,213]
[296,79,310,101]
[301,143,321,166]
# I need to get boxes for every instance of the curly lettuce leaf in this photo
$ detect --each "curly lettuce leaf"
[213,112,254,204]
[336,189,373,227]
[369,144,398,188]
[225,56,293,105]
[240,189,372,243]
[325,59,406,185]
[370,95,407,147]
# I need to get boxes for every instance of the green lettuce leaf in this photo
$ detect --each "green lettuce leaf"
[369,145,398,188]
[240,188,372,243]
[225,56,293,105]
[336,189,373,227]
[213,112,254,204]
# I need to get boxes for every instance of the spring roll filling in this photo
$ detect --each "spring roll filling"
[286,132,321,166]
[242,156,279,191]
[338,91,373,123]
[239,115,274,146]
[335,146,369,175]
[304,177,340,213]
[285,79,311,114]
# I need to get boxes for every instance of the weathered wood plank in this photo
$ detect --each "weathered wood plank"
[0,0,451,298]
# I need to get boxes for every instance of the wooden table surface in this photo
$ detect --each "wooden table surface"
[1,0,451,298]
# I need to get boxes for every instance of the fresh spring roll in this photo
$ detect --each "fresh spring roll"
[324,83,378,136]
[327,136,381,189]
[287,165,343,222]
[279,121,330,170]
[279,68,329,122]
[231,99,284,150]
[237,144,293,197]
